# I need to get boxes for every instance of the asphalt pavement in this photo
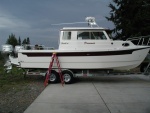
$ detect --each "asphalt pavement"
[24,74,150,113]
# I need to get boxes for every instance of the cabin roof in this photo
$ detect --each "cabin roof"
[61,27,109,31]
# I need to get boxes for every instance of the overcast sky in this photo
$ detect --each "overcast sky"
[0,0,114,49]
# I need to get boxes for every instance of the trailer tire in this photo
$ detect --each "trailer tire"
[45,70,59,83]
[62,70,74,84]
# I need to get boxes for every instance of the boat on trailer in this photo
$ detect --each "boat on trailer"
[2,17,150,83]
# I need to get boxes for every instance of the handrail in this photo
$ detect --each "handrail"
[126,35,150,46]
[23,44,54,50]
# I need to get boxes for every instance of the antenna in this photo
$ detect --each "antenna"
[51,17,99,27]
[51,22,88,25]
[85,17,99,27]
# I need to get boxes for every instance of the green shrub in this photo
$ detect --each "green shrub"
[0,51,3,60]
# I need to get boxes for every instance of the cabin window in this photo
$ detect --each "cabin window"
[77,31,107,40]
[62,31,71,40]
[77,32,90,40]
[91,32,107,40]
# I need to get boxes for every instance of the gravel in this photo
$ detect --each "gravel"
[0,76,45,113]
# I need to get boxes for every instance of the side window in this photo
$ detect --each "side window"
[91,32,99,39]
[77,32,90,40]
[63,31,71,40]
[91,32,107,40]
[77,31,107,40]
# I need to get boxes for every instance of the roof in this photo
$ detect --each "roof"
[61,27,109,31]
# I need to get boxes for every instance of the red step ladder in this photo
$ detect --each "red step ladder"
[44,53,64,87]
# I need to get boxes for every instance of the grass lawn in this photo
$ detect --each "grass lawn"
[0,60,44,92]
[0,60,45,113]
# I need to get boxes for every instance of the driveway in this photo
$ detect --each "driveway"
[24,74,150,113]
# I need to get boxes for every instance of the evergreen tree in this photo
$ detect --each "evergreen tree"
[18,37,21,45]
[6,33,18,47]
[5,34,31,48]
[106,0,150,40]
[22,39,27,45]
[22,37,30,45]
[22,37,31,50]
[26,37,30,44]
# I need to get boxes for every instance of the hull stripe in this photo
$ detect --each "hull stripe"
[22,47,149,57]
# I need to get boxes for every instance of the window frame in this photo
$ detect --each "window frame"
[77,31,107,40]
[62,31,72,40]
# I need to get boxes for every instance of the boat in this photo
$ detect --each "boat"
[2,17,150,83]
[8,17,150,71]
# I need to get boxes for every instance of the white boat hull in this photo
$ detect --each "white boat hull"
[17,47,149,70]
[4,20,150,72]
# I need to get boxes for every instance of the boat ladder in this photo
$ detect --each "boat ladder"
[44,53,64,87]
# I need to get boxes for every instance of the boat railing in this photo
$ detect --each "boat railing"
[23,44,54,50]
[126,35,150,46]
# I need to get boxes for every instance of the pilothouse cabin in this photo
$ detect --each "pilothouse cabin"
[59,27,113,50]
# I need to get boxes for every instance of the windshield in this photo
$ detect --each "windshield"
[106,30,113,39]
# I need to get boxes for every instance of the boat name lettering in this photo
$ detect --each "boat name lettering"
[84,42,95,44]
[61,42,68,44]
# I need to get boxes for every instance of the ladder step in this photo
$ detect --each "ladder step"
[44,53,64,87]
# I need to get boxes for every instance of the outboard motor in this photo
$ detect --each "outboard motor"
[1,44,13,72]
[1,44,13,60]
[1,44,13,54]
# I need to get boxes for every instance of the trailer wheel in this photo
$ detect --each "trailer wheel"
[62,70,74,84]
[45,70,59,83]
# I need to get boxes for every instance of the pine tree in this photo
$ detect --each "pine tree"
[22,37,31,50]
[106,0,150,40]
[22,37,30,45]
[6,33,18,47]
[18,37,21,45]
[26,37,30,44]
[22,39,27,45]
